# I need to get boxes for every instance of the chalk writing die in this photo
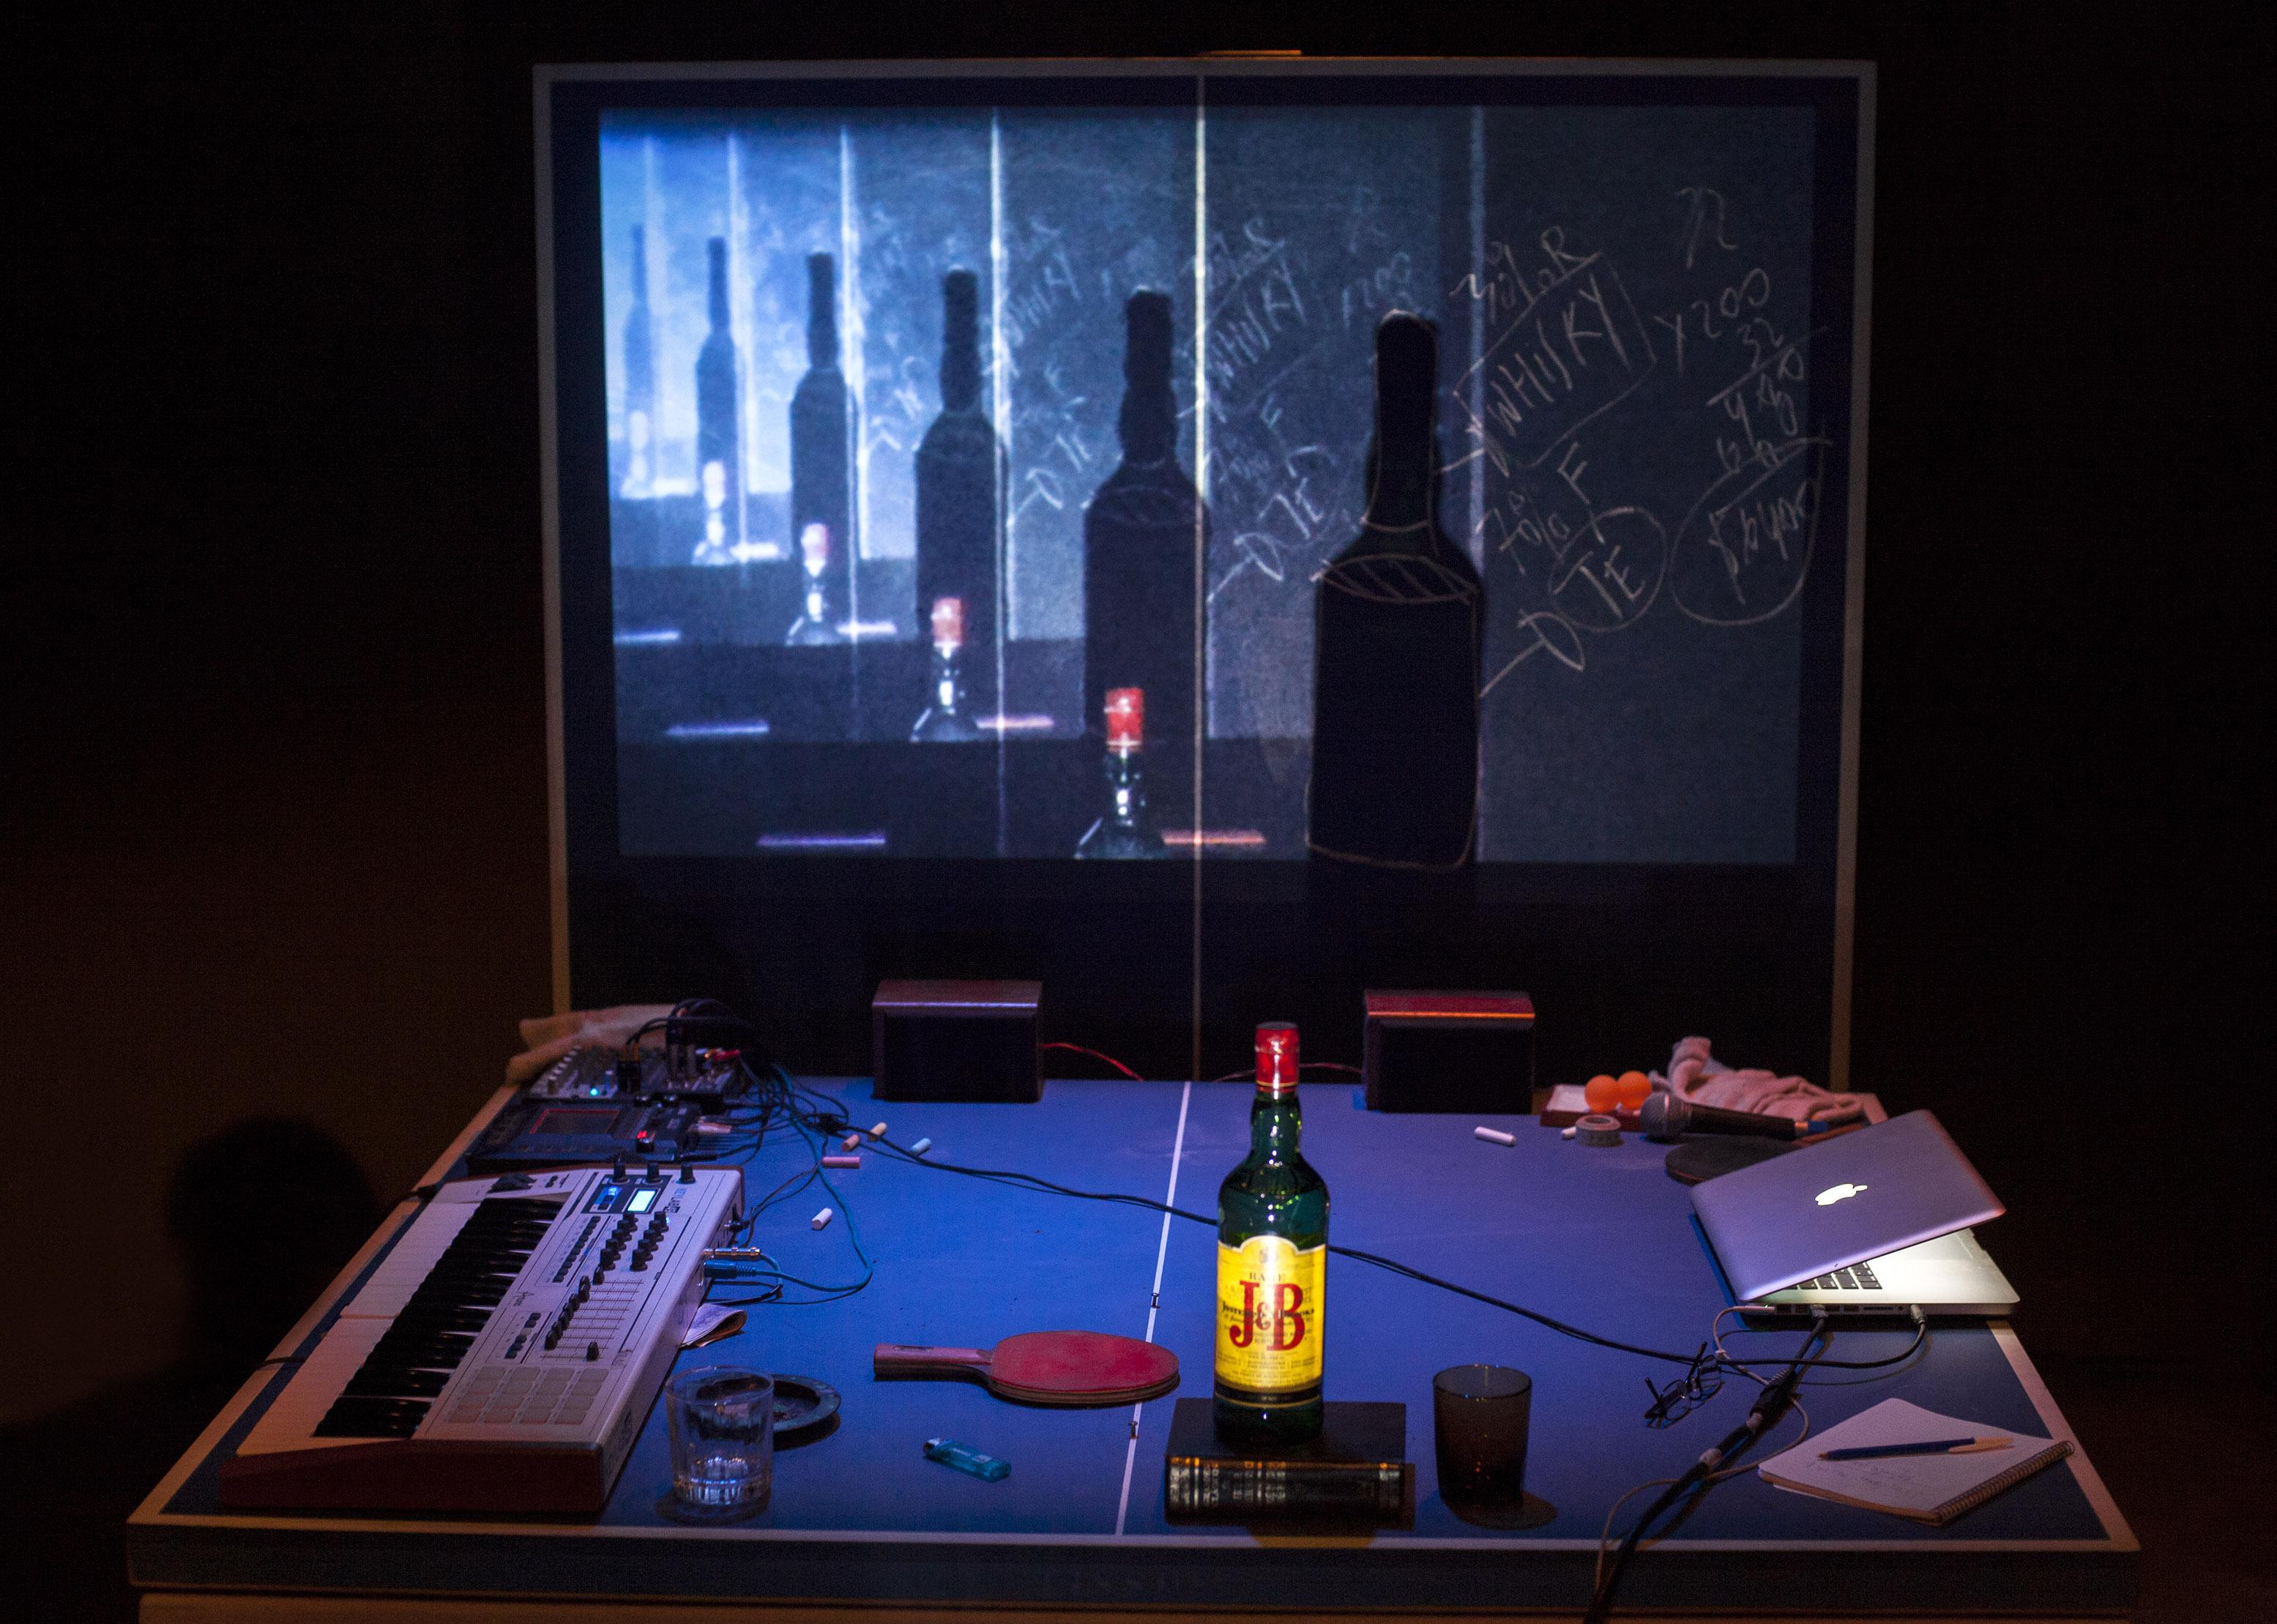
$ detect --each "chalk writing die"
[872,980,1043,1103]
[1363,991,1535,1114]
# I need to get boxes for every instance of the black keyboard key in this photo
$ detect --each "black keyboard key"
[314,1396,430,1439]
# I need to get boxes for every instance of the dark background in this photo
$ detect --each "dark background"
[7,3,2266,1620]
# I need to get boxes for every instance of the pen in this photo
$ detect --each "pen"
[1820,1436,2011,1461]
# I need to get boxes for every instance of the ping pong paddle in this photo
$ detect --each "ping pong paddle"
[873,1331,1180,1407]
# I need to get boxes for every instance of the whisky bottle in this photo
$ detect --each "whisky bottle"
[1083,290,1207,833]
[693,236,742,560]
[911,597,980,742]
[789,253,855,612]
[1073,688,1167,860]
[621,224,656,497]
[1307,312,1483,867]
[1214,1021,1327,1446]
[786,522,844,645]
[914,269,1004,712]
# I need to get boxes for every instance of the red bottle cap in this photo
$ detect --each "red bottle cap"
[800,522,831,570]
[1255,1021,1299,1095]
[1105,687,1144,753]
[930,596,964,652]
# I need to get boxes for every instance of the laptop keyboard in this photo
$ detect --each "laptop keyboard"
[1798,1259,1882,1291]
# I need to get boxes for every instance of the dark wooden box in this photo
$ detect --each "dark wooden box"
[871,980,1043,1103]
[1362,990,1535,1114]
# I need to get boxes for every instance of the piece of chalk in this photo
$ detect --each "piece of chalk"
[1561,1125,1577,1139]
[910,1136,933,1155]
[1473,1126,1517,1146]
[869,1121,888,1137]
[822,1154,861,1169]
[810,1207,834,1230]
[841,1133,860,1151]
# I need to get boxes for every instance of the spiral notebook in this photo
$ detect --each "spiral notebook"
[1757,1398,2072,1525]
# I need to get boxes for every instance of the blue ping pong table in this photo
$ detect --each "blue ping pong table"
[130,1076,2136,1619]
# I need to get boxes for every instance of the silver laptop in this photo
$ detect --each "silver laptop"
[1690,1109,2019,1314]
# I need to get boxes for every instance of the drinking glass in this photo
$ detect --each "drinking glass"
[1433,1364,1531,1505]
[666,1366,773,1516]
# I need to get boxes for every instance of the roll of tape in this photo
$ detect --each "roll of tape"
[1574,1112,1624,1147]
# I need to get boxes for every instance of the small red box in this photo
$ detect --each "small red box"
[872,980,1043,1103]
[1362,990,1535,1114]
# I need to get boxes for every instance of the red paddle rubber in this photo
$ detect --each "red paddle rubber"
[874,1330,1180,1407]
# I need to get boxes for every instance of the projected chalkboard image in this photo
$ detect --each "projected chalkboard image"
[598,99,1831,865]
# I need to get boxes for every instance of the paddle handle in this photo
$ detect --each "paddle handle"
[874,1343,994,1379]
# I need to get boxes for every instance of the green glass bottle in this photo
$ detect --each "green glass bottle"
[1214,1021,1329,1446]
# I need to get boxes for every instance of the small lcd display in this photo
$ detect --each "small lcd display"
[626,1187,659,1214]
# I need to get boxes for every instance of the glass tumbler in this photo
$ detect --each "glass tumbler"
[1432,1364,1531,1505]
[666,1366,774,1515]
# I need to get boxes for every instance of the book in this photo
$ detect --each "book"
[1163,1398,1411,1524]
[1757,1397,2073,1525]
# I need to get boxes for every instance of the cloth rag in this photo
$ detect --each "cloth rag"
[1652,1036,1864,1126]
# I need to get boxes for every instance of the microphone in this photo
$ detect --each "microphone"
[1640,1091,1826,1143]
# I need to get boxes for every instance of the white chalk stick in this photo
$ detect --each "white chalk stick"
[1473,1125,1518,1147]
[810,1207,834,1230]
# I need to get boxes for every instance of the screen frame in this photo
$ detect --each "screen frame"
[534,56,1875,1087]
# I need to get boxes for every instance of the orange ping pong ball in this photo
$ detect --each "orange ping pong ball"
[1583,1073,1620,1111]
[1615,1070,1652,1109]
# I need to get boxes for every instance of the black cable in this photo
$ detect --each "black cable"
[862,1133,1930,1374]
[1584,1319,1830,1622]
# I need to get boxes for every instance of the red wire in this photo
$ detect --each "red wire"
[1040,1044,1361,1086]
[1037,1042,1144,1082]
[1207,1062,1365,1083]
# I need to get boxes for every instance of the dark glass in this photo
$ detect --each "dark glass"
[914,269,1005,713]
[1432,1364,1532,1505]
[1307,313,1483,868]
[789,253,854,638]
[620,224,656,497]
[693,236,741,559]
[1083,290,1207,833]
[1215,1024,1328,1446]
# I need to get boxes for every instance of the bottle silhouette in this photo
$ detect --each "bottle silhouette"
[786,522,843,645]
[789,252,855,625]
[1084,290,1207,835]
[914,269,1004,715]
[1306,313,1483,868]
[911,597,980,742]
[693,236,741,562]
[620,225,656,497]
[1074,688,1167,860]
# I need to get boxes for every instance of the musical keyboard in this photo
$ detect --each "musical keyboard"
[221,1163,742,1514]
